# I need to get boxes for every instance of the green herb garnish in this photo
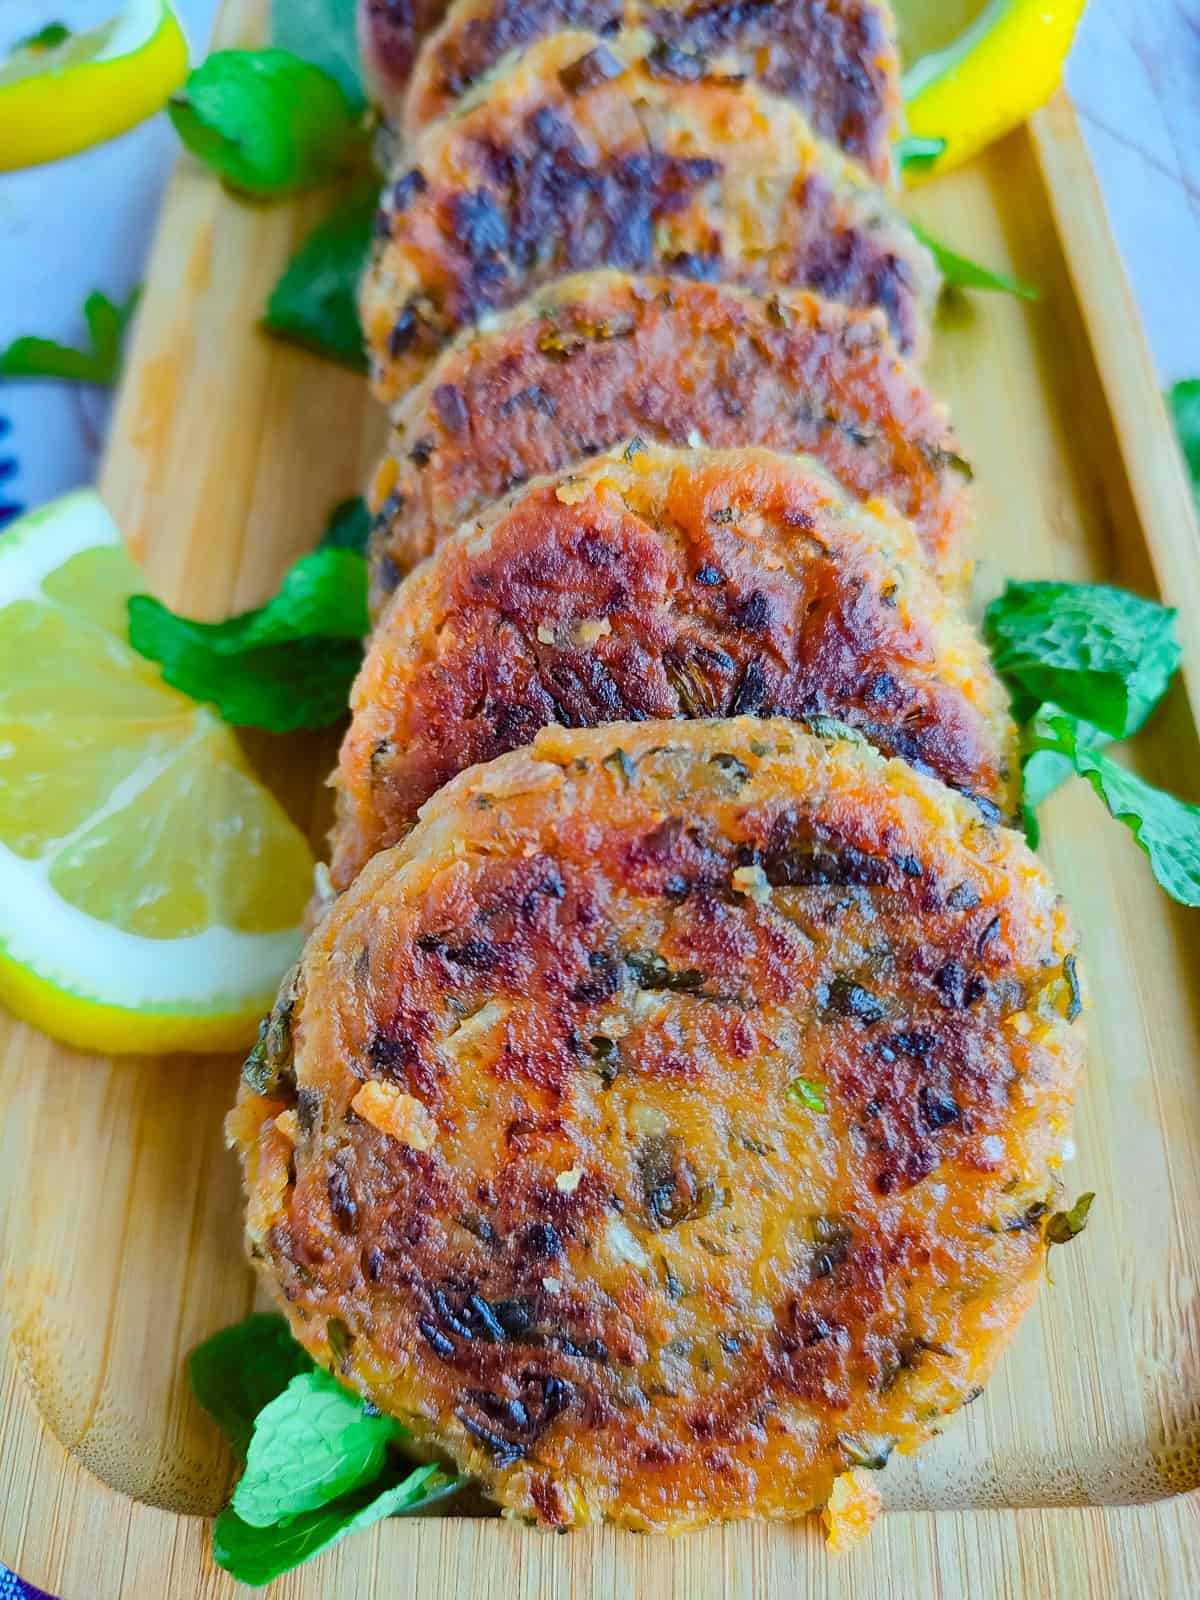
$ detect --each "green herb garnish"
[191,1313,466,1586]
[984,581,1180,738]
[319,496,370,555]
[214,1466,462,1588]
[169,49,360,197]
[263,188,374,370]
[912,222,1038,302]
[894,134,946,175]
[787,1077,826,1113]
[128,544,366,731]
[232,1369,405,1526]
[270,0,366,109]
[14,21,71,50]
[128,497,370,732]
[1025,715,1200,907]
[188,1313,314,1462]
[0,287,139,386]
[983,581,1200,897]
[1168,379,1200,513]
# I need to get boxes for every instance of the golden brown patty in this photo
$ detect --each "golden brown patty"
[367,272,970,610]
[234,719,1085,1531]
[335,443,1015,888]
[403,1,901,182]
[361,32,938,402]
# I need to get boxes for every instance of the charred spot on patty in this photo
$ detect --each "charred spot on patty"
[334,445,1016,889]
[399,3,901,185]
[361,39,936,401]
[366,273,967,609]
[239,720,1085,1530]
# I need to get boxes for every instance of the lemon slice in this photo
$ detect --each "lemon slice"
[902,0,1087,180]
[0,492,314,1056]
[0,0,189,172]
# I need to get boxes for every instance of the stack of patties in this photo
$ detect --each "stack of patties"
[231,1,1087,1537]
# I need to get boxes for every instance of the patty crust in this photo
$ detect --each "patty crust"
[233,718,1085,1531]
[358,0,451,108]
[361,31,938,402]
[367,271,970,610]
[335,443,1015,887]
[402,0,901,181]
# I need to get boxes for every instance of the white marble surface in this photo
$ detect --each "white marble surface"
[0,0,1197,516]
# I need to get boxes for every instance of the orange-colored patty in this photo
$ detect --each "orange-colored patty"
[234,719,1085,1531]
[361,32,938,403]
[358,0,452,108]
[366,272,970,612]
[403,0,901,182]
[336,444,1015,889]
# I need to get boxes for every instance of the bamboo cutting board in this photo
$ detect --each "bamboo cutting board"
[4,1,1200,1593]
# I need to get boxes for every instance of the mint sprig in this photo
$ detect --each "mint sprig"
[263,189,375,369]
[127,498,370,732]
[912,223,1038,302]
[271,0,365,110]
[128,545,367,731]
[984,581,1181,738]
[985,581,1199,905]
[1168,379,1200,513]
[233,1369,406,1526]
[1026,714,1200,907]
[191,1313,466,1587]
[14,21,71,50]
[894,135,946,175]
[319,496,370,555]
[169,49,361,197]
[0,287,139,386]
[214,1465,463,1587]
[189,1312,315,1462]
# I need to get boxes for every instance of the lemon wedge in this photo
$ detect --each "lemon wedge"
[0,492,314,1057]
[903,0,1087,180]
[0,0,189,172]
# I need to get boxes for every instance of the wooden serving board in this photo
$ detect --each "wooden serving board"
[5,1,1200,1593]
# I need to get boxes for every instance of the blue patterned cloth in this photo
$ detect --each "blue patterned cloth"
[0,1563,57,1600]
[0,416,22,529]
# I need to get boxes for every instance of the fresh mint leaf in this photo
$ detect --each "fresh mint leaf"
[320,496,370,554]
[911,223,1038,302]
[215,1463,465,1587]
[233,1369,405,1527]
[127,545,368,731]
[188,1313,314,1462]
[14,21,71,50]
[272,0,365,110]
[894,135,946,175]
[1020,705,1115,845]
[1029,714,1200,906]
[0,287,139,386]
[263,189,374,369]
[1168,379,1200,513]
[168,49,360,197]
[985,581,1181,738]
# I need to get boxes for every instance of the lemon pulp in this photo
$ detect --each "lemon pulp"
[0,492,313,1056]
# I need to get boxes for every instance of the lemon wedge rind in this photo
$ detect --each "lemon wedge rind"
[0,0,189,172]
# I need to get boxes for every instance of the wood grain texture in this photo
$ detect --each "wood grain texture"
[2,0,1200,1588]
